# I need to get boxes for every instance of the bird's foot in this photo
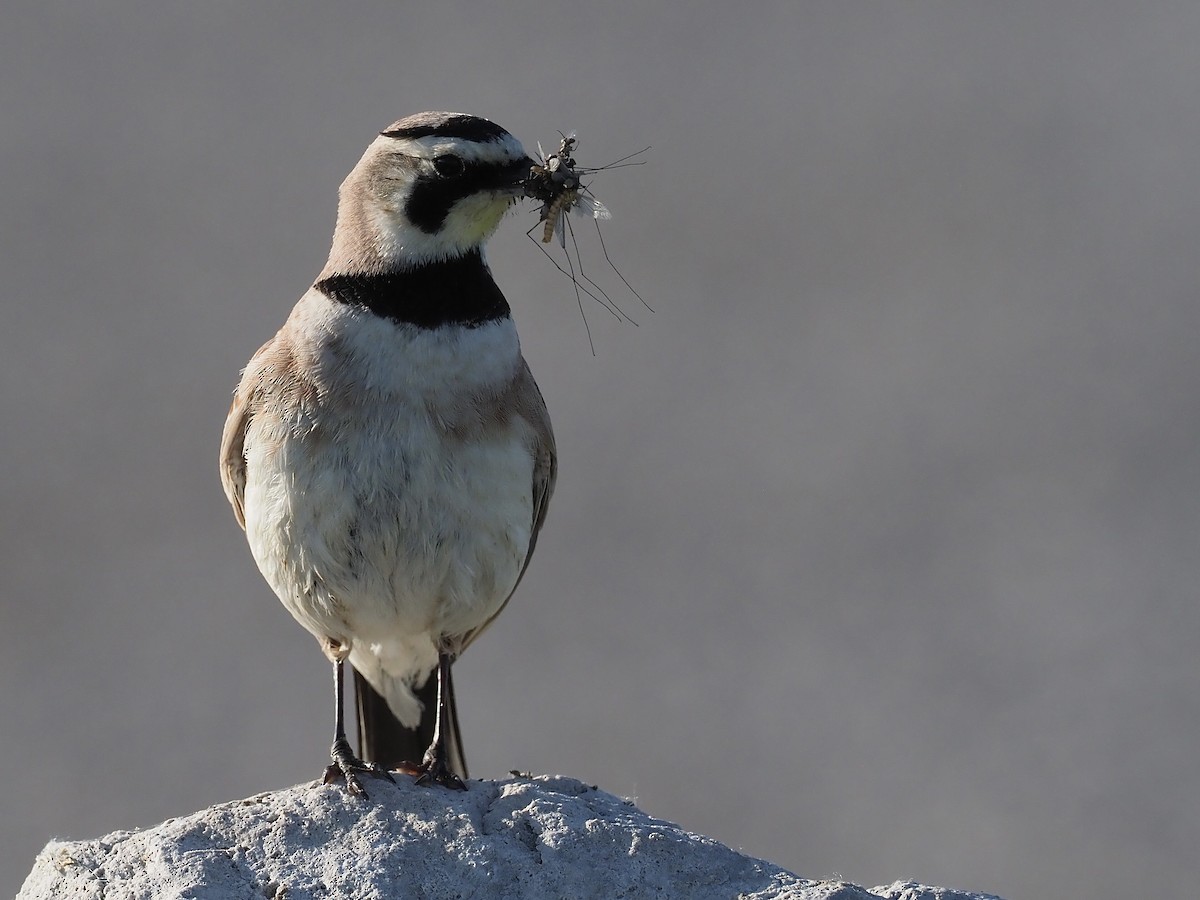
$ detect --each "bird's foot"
[322,737,395,799]
[397,746,466,791]
[414,758,467,791]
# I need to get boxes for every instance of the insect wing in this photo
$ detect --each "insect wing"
[570,187,612,221]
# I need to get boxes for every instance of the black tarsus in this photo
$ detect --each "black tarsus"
[323,658,395,798]
[413,653,468,790]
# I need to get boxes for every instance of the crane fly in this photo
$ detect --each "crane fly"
[521,131,650,352]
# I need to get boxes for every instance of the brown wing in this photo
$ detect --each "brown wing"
[514,357,558,582]
[218,338,274,530]
[458,358,557,654]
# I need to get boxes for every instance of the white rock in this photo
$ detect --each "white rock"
[18,774,1004,899]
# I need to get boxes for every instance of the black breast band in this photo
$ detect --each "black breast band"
[315,250,510,329]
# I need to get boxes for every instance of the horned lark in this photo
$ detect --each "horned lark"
[220,112,556,794]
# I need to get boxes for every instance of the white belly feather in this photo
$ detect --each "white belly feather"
[242,291,534,726]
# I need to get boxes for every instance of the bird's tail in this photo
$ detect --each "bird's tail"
[354,664,468,779]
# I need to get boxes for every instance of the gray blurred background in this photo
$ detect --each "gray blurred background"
[4,3,1198,897]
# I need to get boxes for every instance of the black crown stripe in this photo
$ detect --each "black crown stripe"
[382,116,510,144]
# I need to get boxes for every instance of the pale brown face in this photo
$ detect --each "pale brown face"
[322,113,536,274]
[362,113,532,247]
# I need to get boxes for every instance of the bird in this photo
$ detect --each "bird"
[219,111,557,795]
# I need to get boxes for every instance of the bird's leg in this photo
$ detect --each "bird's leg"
[322,657,395,798]
[414,652,466,790]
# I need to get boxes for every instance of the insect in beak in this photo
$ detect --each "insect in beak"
[519,131,651,354]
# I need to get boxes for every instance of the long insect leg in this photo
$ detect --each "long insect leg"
[526,221,624,322]
[592,145,652,169]
[564,214,639,326]
[593,218,653,312]
[558,228,595,357]
[526,220,597,355]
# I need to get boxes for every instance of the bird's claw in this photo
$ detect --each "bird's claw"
[415,760,467,791]
[396,754,467,791]
[324,738,395,799]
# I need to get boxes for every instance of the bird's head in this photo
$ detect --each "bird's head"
[322,112,534,276]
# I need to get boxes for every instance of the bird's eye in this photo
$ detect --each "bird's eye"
[432,154,465,178]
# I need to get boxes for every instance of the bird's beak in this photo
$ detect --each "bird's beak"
[503,156,538,196]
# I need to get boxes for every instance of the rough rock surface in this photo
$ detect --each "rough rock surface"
[19,774,1004,899]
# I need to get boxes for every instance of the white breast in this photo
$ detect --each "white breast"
[242,290,535,725]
